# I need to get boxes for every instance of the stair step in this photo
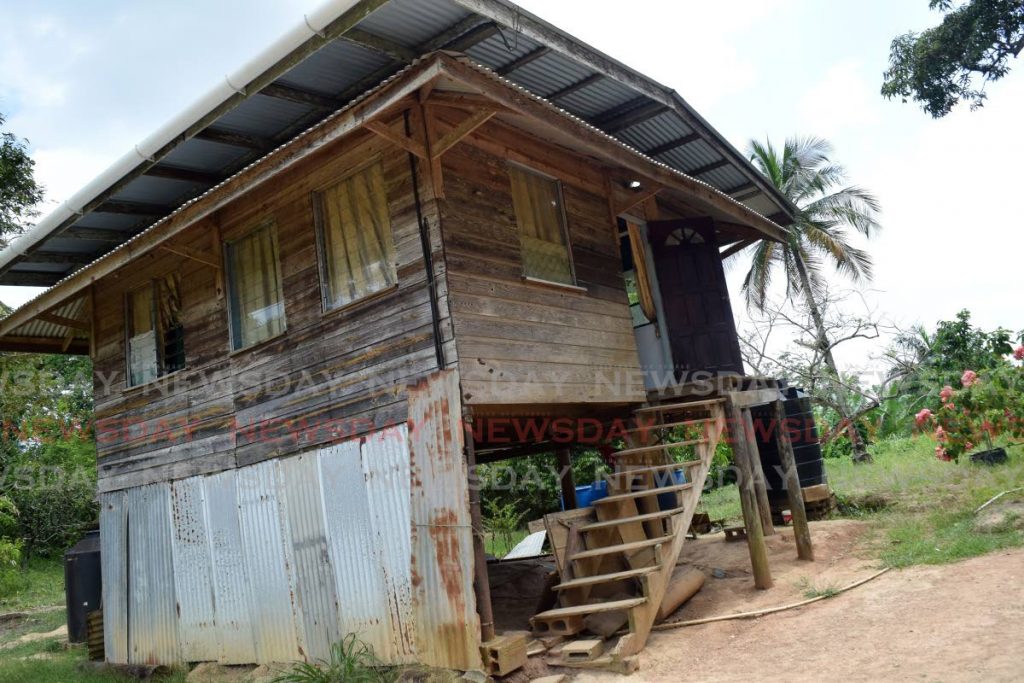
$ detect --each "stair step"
[532,598,647,621]
[606,461,702,483]
[633,398,725,414]
[623,417,714,434]
[570,535,672,561]
[553,566,660,591]
[595,483,694,505]
[581,506,687,531]
[612,439,706,458]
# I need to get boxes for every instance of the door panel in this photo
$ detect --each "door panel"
[648,219,744,376]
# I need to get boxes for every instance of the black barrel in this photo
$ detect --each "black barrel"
[64,530,102,643]
[750,387,826,507]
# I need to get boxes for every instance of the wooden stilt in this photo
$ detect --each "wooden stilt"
[726,397,773,590]
[773,399,814,561]
[742,410,775,536]
[557,447,578,510]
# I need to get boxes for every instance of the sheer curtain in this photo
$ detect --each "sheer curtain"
[227,222,286,350]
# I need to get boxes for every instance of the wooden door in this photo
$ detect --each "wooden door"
[648,218,744,376]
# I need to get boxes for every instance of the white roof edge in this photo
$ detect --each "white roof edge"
[0,0,364,273]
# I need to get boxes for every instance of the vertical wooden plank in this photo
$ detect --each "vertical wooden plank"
[774,400,814,561]
[726,397,773,590]
[742,409,775,536]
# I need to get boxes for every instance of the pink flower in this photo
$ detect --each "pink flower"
[965,442,974,451]
[915,409,933,427]
[961,370,978,387]
[1015,346,1024,361]
[939,385,954,402]
[935,446,951,461]
[935,426,946,441]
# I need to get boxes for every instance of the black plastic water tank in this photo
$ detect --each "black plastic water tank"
[750,387,826,506]
[64,530,101,643]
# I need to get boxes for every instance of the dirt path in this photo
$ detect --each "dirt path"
[573,521,1024,682]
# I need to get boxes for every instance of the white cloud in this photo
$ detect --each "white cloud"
[798,59,881,138]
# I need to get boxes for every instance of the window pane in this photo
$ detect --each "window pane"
[227,222,286,350]
[127,285,157,386]
[318,161,397,309]
[508,165,573,284]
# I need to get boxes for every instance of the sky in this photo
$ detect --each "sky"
[1,0,1021,373]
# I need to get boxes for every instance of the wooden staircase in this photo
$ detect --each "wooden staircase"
[531,397,727,671]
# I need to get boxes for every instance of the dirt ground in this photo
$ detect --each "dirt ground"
[569,520,1024,682]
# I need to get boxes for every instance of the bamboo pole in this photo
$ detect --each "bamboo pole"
[774,399,814,561]
[726,396,773,590]
[742,409,775,536]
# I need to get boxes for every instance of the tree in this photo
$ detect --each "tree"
[738,137,881,462]
[882,0,1024,117]
[0,113,44,249]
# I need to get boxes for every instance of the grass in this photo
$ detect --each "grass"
[271,634,395,683]
[0,558,66,612]
[699,484,742,525]
[484,529,529,558]
[827,436,1024,567]
[796,577,841,599]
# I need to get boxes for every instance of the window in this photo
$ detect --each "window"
[126,273,184,387]
[314,161,397,310]
[225,222,286,350]
[508,164,574,285]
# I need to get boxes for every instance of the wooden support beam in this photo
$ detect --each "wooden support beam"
[593,99,670,135]
[194,127,274,153]
[418,15,491,53]
[464,409,496,643]
[643,133,700,158]
[144,164,222,186]
[774,399,814,561]
[62,226,129,242]
[720,239,755,260]
[159,244,221,270]
[426,91,510,113]
[420,103,445,199]
[444,22,500,52]
[687,158,731,177]
[38,312,90,332]
[497,46,551,75]
[19,251,94,266]
[0,335,89,355]
[546,73,603,102]
[95,200,172,217]
[344,28,418,62]
[556,447,578,510]
[260,82,344,110]
[431,109,495,158]
[726,397,773,589]
[0,271,62,286]
[88,285,97,360]
[364,119,428,159]
[742,409,776,537]
[61,330,77,353]
[210,219,225,301]
[612,185,662,218]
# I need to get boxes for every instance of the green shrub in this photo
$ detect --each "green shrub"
[2,466,98,559]
[272,634,396,683]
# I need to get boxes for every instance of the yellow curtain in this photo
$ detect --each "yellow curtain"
[627,221,658,324]
[320,161,397,308]
[229,223,285,349]
[508,165,572,284]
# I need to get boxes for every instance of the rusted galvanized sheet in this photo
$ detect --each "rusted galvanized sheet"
[407,369,481,670]
[169,477,218,663]
[99,491,128,663]
[204,470,258,663]
[279,452,340,663]
[126,484,181,665]
[235,459,306,662]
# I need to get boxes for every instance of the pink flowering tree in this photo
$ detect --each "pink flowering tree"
[917,359,1024,461]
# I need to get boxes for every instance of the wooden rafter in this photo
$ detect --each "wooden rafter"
[159,244,221,270]
[687,158,730,177]
[643,133,700,158]
[720,239,755,260]
[144,164,222,185]
[612,185,662,218]
[364,119,428,159]
[420,102,445,199]
[431,109,495,158]
[497,46,551,76]
[260,82,343,110]
[38,312,90,332]
[96,200,172,217]
[344,28,418,62]
[194,127,273,152]
[546,73,603,102]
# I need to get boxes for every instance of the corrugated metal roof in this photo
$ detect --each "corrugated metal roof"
[0,0,794,289]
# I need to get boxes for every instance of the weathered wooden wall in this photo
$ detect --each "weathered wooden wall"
[437,115,646,407]
[92,117,453,492]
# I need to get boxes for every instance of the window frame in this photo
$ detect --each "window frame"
[123,274,186,388]
[312,157,399,315]
[506,161,578,288]
[223,219,288,352]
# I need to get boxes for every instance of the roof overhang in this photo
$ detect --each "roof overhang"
[0,0,795,291]
[0,52,787,354]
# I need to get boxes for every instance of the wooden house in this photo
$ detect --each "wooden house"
[0,0,803,673]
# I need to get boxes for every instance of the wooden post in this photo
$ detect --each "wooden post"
[774,399,814,561]
[742,410,775,536]
[727,397,773,590]
[464,411,495,643]
[556,447,578,510]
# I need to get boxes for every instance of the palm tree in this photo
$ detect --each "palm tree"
[740,137,882,463]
